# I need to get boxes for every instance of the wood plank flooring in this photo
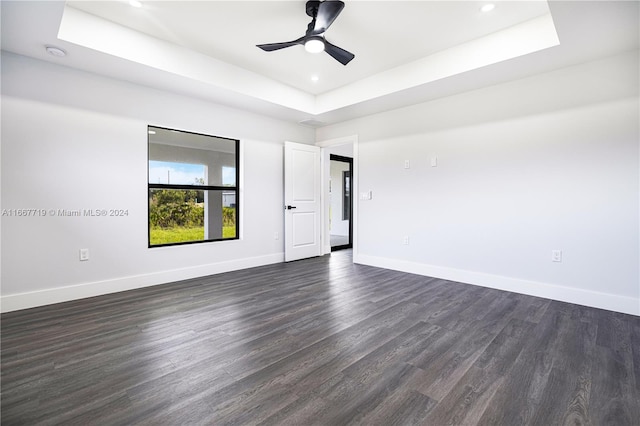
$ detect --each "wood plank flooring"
[2,251,639,425]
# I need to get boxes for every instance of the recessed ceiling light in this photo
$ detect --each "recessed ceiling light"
[311,75,319,82]
[45,46,66,57]
[129,0,142,8]
[480,3,496,13]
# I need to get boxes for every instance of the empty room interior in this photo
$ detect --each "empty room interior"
[1,0,639,424]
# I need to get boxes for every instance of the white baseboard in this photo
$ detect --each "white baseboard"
[1,253,284,313]
[4,252,637,316]
[355,254,640,316]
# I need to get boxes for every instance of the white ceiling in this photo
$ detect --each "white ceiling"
[65,0,551,94]
[1,1,638,127]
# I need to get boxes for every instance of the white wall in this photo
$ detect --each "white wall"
[2,49,639,316]
[0,52,314,312]
[317,50,640,315]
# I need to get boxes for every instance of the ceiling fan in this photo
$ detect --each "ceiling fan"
[257,0,355,66]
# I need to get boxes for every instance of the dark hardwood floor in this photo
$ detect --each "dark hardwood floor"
[2,250,639,425]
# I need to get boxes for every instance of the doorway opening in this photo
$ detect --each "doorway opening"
[330,154,352,251]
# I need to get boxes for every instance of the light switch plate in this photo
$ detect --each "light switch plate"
[79,248,89,261]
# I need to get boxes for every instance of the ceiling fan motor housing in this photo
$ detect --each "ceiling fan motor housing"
[306,1,321,17]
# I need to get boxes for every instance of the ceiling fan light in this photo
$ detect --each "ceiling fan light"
[304,38,325,54]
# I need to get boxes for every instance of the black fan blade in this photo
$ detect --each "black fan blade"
[257,37,305,52]
[311,1,344,35]
[324,39,354,65]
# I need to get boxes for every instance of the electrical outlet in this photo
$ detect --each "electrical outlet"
[552,250,562,262]
[403,236,409,245]
[79,248,90,261]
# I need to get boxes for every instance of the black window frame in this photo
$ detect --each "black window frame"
[147,125,240,248]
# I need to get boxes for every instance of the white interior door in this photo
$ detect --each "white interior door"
[284,141,321,262]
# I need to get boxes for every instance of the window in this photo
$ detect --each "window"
[148,126,239,247]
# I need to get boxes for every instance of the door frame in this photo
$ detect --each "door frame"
[316,135,359,259]
[329,154,353,251]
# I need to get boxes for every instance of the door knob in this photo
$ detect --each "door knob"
[285,205,297,210]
